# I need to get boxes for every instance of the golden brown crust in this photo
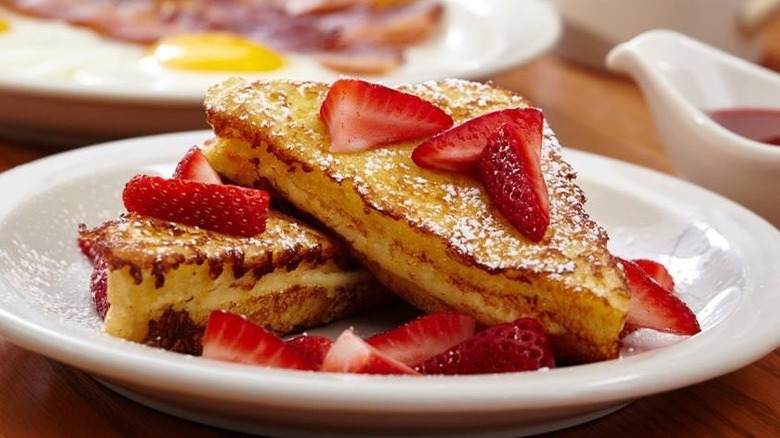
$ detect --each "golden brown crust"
[79,212,394,347]
[203,78,631,364]
[144,308,203,355]
[79,211,355,278]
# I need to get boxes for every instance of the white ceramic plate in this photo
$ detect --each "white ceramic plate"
[0,131,778,438]
[0,0,560,144]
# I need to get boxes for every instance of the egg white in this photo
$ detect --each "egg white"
[0,9,340,100]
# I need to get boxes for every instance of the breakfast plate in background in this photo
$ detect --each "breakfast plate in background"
[0,0,560,146]
[0,131,778,437]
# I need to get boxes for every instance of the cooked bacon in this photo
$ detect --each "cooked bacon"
[323,2,443,47]
[82,3,204,44]
[0,0,208,43]
[283,0,371,16]
[0,0,442,73]
[215,4,341,52]
[315,45,403,74]
[0,0,113,23]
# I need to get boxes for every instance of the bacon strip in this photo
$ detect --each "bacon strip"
[322,2,444,47]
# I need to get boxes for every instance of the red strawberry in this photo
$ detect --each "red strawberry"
[632,258,675,291]
[621,258,700,336]
[90,253,109,319]
[77,234,100,266]
[202,310,316,370]
[320,78,453,152]
[173,146,222,184]
[477,123,550,242]
[321,329,419,375]
[414,318,555,375]
[78,226,109,318]
[366,312,476,366]
[286,334,333,369]
[411,107,543,172]
[122,174,270,237]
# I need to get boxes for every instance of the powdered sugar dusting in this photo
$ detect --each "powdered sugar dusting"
[83,211,333,268]
[206,78,613,283]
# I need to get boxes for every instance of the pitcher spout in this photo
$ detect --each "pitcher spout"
[606,30,705,124]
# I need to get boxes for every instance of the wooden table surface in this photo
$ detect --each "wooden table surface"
[2,17,779,438]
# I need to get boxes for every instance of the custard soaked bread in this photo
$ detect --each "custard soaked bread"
[203,78,631,364]
[79,210,392,355]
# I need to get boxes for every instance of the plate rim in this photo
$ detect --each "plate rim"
[0,130,778,415]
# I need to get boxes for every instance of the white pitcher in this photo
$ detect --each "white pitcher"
[606,30,780,227]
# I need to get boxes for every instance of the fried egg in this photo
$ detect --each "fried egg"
[0,10,335,98]
[146,32,285,73]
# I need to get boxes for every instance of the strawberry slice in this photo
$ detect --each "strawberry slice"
[76,230,101,266]
[321,329,419,375]
[286,334,334,369]
[632,258,675,292]
[90,253,109,319]
[122,174,270,237]
[366,312,476,366]
[414,318,555,375]
[621,258,701,336]
[320,78,453,152]
[202,310,316,370]
[476,123,550,242]
[173,146,223,184]
[78,227,109,318]
[411,107,543,172]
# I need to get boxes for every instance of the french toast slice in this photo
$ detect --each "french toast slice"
[78,211,392,355]
[203,78,631,364]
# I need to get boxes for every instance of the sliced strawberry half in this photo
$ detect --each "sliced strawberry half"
[621,258,701,336]
[366,312,476,366]
[411,107,543,172]
[414,318,555,375]
[202,310,316,370]
[320,78,453,152]
[76,224,101,266]
[90,253,109,319]
[476,123,550,242]
[286,334,334,369]
[632,258,675,292]
[122,174,270,237]
[321,329,419,375]
[173,146,223,184]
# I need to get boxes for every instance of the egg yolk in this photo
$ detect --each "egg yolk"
[373,0,416,6]
[0,19,9,33]
[149,32,284,72]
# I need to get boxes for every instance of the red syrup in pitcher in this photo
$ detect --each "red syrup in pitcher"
[707,108,780,146]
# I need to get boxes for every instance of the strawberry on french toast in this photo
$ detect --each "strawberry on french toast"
[202,78,634,364]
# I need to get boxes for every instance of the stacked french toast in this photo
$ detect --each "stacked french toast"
[78,147,394,355]
[79,77,700,372]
